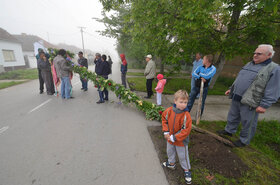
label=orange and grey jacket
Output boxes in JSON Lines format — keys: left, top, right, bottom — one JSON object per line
{"left": 162, "top": 105, "right": 192, "bottom": 147}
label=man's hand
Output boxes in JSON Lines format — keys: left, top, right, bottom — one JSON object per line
{"left": 201, "top": 77, "right": 206, "bottom": 83}
{"left": 225, "top": 90, "right": 231, "bottom": 96}
{"left": 256, "top": 106, "right": 266, "bottom": 113}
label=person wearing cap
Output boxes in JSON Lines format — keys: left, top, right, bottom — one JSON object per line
{"left": 78, "top": 51, "right": 88, "bottom": 91}
{"left": 155, "top": 74, "right": 166, "bottom": 105}
{"left": 144, "top": 54, "right": 156, "bottom": 98}
{"left": 120, "top": 54, "right": 127, "bottom": 88}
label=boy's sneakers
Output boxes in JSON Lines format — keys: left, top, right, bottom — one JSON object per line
{"left": 162, "top": 161, "right": 176, "bottom": 170}
{"left": 184, "top": 171, "right": 192, "bottom": 184}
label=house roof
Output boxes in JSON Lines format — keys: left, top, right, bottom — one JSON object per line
{"left": 13, "top": 33, "right": 56, "bottom": 51}
{"left": 0, "top": 28, "right": 21, "bottom": 43}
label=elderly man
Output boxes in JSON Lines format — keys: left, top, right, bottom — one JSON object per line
{"left": 218, "top": 44, "right": 280, "bottom": 147}
{"left": 144, "top": 54, "right": 156, "bottom": 99}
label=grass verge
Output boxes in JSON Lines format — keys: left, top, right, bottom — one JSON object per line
{"left": 127, "top": 76, "right": 234, "bottom": 95}
{"left": 0, "top": 81, "right": 27, "bottom": 89}
{"left": 0, "top": 68, "right": 38, "bottom": 80}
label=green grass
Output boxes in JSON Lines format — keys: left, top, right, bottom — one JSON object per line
{"left": 197, "top": 120, "right": 280, "bottom": 185}
{"left": 0, "top": 69, "right": 38, "bottom": 80}
{"left": 127, "top": 71, "right": 188, "bottom": 77}
{"left": 127, "top": 76, "right": 234, "bottom": 95}
{"left": 0, "top": 81, "right": 26, "bottom": 89}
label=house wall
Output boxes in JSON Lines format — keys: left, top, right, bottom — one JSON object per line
{"left": 23, "top": 51, "right": 37, "bottom": 68}
{"left": 0, "top": 40, "right": 25, "bottom": 68}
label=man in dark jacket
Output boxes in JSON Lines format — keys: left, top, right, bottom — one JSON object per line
{"left": 37, "top": 52, "right": 55, "bottom": 95}
{"left": 36, "top": 48, "right": 50, "bottom": 94}
{"left": 94, "top": 53, "right": 102, "bottom": 74}
{"left": 96, "top": 54, "right": 110, "bottom": 104}
{"left": 78, "top": 51, "right": 88, "bottom": 91}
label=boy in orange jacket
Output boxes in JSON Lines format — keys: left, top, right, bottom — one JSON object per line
{"left": 162, "top": 90, "right": 192, "bottom": 184}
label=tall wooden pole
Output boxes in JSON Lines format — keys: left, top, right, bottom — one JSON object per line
{"left": 196, "top": 80, "right": 204, "bottom": 125}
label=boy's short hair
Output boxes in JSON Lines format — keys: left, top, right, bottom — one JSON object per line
{"left": 204, "top": 54, "right": 214, "bottom": 63}
{"left": 174, "top": 90, "right": 189, "bottom": 100}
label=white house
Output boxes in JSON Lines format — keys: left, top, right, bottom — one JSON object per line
{"left": 13, "top": 33, "right": 56, "bottom": 68}
{"left": 0, "top": 28, "right": 25, "bottom": 71}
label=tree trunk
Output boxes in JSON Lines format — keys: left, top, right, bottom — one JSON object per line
{"left": 209, "top": 1, "right": 244, "bottom": 89}
{"left": 209, "top": 52, "right": 226, "bottom": 89}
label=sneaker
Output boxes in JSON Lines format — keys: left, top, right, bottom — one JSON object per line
{"left": 217, "top": 130, "right": 232, "bottom": 137}
{"left": 162, "top": 161, "right": 176, "bottom": 170}
{"left": 184, "top": 171, "right": 192, "bottom": 184}
{"left": 83, "top": 89, "right": 88, "bottom": 91}
{"left": 81, "top": 88, "right": 84, "bottom": 90}
{"left": 104, "top": 98, "right": 109, "bottom": 101}
{"left": 40, "top": 90, "right": 43, "bottom": 94}
{"left": 233, "top": 139, "right": 246, "bottom": 147}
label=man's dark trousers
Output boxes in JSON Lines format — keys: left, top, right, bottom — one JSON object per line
{"left": 38, "top": 69, "right": 44, "bottom": 92}
{"left": 146, "top": 78, "right": 154, "bottom": 97}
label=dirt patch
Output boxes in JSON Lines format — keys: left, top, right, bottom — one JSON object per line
{"left": 148, "top": 126, "right": 249, "bottom": 185}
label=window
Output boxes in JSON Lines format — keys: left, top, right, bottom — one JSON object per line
{"left": 2, "top": 50, "right": 16, "bottom": 61}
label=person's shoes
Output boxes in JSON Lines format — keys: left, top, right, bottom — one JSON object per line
{"left": 184, "top": 171, "right": 192, "bottom": 184}
{"left": 233, "top": 140, "right": 246, "bottom": 147}
{"left": 70, "top": 97, "right": 75, "bottom": 99}
{"left": 40, "top": 91, "right": 43, "bottom": 94}
{"left": 96, "top": 100, "right": 105, "bottom": 104}
{"left": 144, "top": 96, "right": 151, "bottom": 99}
{"left": 47, "top": 93, "right": 54, "bottom": 95}
{"left": 81, "top": 88, "right": 84, "bottom": 90}
{"left": 217, "top": 130, "right": 232, "bottom": 137}
{"left": 83, "top": 89, "right": 88, "bottom": 91}
{"left": 104, "top": 98, "right": 109, "bottom": 101}
{"left": 162, "top": 161, "right": 176, "bottom": 170}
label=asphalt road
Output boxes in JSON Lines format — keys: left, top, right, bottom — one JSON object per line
{"left": 0, "top": 64, "right": 168, "bottom": 185}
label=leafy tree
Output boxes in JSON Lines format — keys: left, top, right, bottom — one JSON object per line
{"left": 99, "top": 0, "right": 280, "bottom": 87}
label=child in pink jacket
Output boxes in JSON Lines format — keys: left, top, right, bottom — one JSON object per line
{"left": 155, "top": 74, "right": 166, "bottom": 105}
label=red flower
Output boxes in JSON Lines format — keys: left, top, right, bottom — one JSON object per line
{"left": 94, "top": 85, "right": 98, "bottom": 88}
{"left": 159, "top": 111, "right": 163, "bottom": 115}
{"left": 108, "top": 82, "right": 112, "bottom": 86}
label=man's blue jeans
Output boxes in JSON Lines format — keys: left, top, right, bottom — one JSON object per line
{"left": 61, "top": 77, "right": 71, "bottom": 99}
{"left": 191, "top": 77, "right": 200, "bottom": 98}
{"left": 187, "top": 86, "right": 208, "bottom": 115}
{"left": 80, "top": 77, "right": 88, "bottom": 90}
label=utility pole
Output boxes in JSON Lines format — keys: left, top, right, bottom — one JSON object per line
{"left": 78, "top": 27, "right": 86, "bottom": 54}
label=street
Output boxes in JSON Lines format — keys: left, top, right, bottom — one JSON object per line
{"left": 0, "top": 64, "right": 168, "bottom": 185}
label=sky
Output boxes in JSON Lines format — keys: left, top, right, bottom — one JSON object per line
{"left": 0, "top": 0, "right": 118, "bottom": 59}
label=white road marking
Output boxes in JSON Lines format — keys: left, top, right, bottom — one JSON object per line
{"left": 0, "top": 126, "right": 9, "bottom": 134}
{"left": 28, "top": 99, "right": 52, "bottom": 114}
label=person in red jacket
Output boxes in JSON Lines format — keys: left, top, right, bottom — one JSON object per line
{"left": 162, "top": 90, "right": 192, "bottom": 184}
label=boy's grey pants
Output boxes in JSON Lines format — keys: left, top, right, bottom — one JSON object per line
{"left": 225, "top": 100, "right": 259, "bottom": 145}
{"left": 167, "top": 142, "right": 191, "bottom": 170}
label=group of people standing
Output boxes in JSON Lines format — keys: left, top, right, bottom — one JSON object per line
{"left": 160, "top": 44, "right": 280, "bottom": 184}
